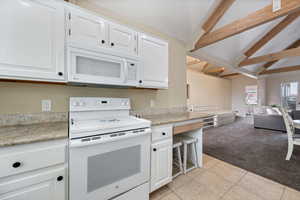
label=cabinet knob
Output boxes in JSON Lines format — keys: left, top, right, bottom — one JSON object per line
{"left": 153, "top": 148, "right": 157, "bottom": 152}
{"left": 101, "top": 40, "right": 105, "bottom": 44}
{"left": 162, "top": 132, "right": 166, "bottom": 136}
{"left": 58, "top": 72, "right": 63, "bottom": 76}
{"left": 12, "top": 162, "right": 21, "bottom": 168}
{"left": 139, "top": 80, "right": 143, "bottom": 84}
{"left": 111, "top": 42, "right": 115, "bottom": 46}
{"left": 130, "top": 63, "right": 135, "bottom": 66}
{"left": 57, "top": 176, "right": 64, "bottom": 182}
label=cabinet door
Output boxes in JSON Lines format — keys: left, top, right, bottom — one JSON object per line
{"left": 67, "top": 8, "right": 107, "bottom": 48}
{"left": 139, "top": 34, "right": 169, "bottom": 89}
{"left": 150, "top": 139, "right": 172, "bottom": 192}
{"left": 0, "top": 167, "right": 66, "bottom": 200}
{"left": 109, "top": 23, "right": 138, "bottom": 56}
{"left": 0, "top": 0, "right": 65, "bottom": 81}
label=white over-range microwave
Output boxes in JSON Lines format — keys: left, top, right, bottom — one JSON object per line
{"left": 67, "top": 46, "right": 139, "bottom": 87}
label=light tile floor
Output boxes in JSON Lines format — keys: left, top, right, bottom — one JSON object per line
{"left": 150, "top": 154, "right": 300, "bottom": 200}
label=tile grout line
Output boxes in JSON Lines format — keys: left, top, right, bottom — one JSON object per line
{"left": 279, "top": 187, "right": 286, "bottom": 200}
{"left": 168, "top": 185, "right": 184, "bottom": 200}
{"left": 172, "top": 190, "right": 184, "bottom": 200}
{"left": 218, "top": 171, "right": 248, "bottom": 199}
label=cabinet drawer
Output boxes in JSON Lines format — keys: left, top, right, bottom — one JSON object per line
{"left": 152, "top": 125, "right": 173, "bottom": 142}
{"left": 0, "top": 140, "right": 66, "bottom": 178}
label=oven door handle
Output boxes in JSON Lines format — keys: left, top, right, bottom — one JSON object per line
{"left": 69, "top": 128, "right": 151, "bottom": 148}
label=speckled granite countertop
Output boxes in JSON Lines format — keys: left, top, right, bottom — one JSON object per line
{"left": 0, "top": 121, "right": 68, "bottom": 147}
{"left": 142, "top": 112, "right": 215, "bottom": 126}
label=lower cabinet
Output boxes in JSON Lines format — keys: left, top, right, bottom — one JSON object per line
{"left": 150, "top": 125, "right": 173, "bottom": 193}
{"left": 0, "top": 167, "right": 66, "bottom": 200}
{"left": 0, "top": 139, "right": 67, "bottom": 200}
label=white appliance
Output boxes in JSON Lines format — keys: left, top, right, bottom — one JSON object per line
{"left": 69, "top": 97, "right": 151, "bottom": 200}
{"left": 67, "top": 47, "right": 140, "bottom": 87}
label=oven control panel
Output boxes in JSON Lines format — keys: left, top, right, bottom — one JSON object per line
{"left": 70, "top": 97, "right": 130, "bottom": 111}
{"left": 69, "top": 128, "right": 151, "bottom": 147}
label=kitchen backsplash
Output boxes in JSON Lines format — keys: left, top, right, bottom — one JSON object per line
{"left": 0, "top": 105, "right": 190, "bottom": 127}
{"left": 0, "top": 112, "right": 68, "bottom": 127}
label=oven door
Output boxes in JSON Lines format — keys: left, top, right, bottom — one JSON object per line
{"left": 69, "top": 131, "right": 150, "bottom": 200}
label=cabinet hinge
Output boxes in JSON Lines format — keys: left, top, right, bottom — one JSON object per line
{"left": 68, "top": 13, "right": 71, "bottom": 20}
{"left": 68, "top": 29, "right": 71, "bottom": 36}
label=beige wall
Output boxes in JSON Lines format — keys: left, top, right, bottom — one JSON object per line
{"left": 0, "top": 1, "right": 187, "bottom": 115}
{"left": 266, "top": 71, "right": 300, "bottom": 106}
{"left": 186, "top": 70, "right": 232, "bottom": 110}
{"left": 231, "top": 75, "right": 257, "bottom": 116}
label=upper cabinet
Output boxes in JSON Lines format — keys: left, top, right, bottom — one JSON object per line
{"left": 67, "top": 7, "right": 108, "bottom": 49}
{"left": 0, "top": 0, "right": 65, "bottom": 82}
{"left": 0, "top": 1, "right": 168, "bottom": 88}
{"left": 66, "top": 8, "right": 138, "bottom": 58}
{"left": 139, "top": 34, "right": 169, "bottom": 89}
{"left": 109, "top": 23, "right": 138, "bottom": 56}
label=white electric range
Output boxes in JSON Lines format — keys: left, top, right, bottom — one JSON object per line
{"left": 69, "top": 97, "right": 151, "bottom": 200}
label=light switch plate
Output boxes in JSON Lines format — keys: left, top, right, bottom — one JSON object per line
{"left": 273, "top": 0, "right": 281, "bottom": 12}
{"left": 42, "top": 100, "right": 52, "bottom": 112}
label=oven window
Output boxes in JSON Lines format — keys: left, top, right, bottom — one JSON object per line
{"left": 87, "top": 145, "right": 141, "bottom": 193}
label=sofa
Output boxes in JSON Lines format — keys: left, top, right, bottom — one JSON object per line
{"left": 253, "top": 107, "right": 286, "bottom": 132}
{"left": 291, "top": 110, "right": 300, "bottom": 134}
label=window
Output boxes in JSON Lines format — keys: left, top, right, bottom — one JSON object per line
{"left": 281, "top": 82, "right": 298, "bottom": 110}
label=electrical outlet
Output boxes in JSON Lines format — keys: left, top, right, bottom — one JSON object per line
{"left": 150, "top": 99, "right": 155, "bottom": 108}
{"left": 273, "top": 0, "right": 281, "bottom": 12}
{"left": 42, "top": 100, "right": 52, "bottom": 112}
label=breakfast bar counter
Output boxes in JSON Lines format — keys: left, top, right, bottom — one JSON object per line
{"left": 142, "top": 111, "right": 215, "bottom": 126}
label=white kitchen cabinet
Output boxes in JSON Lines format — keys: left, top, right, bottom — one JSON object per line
{"left": 109, "top": 23, "right": 138, "bottom": 56}
{"left": 139, "top": 34, "right": 169, "bottom": 89}
{"left": 0, "top": 167, "right": 66, "bottom": 200}
{"left": 150, "top": 125, "right": 173, "bottom": 193}
{"left": 67, "top": 7, "right": 137, "bottom": 57}
{"left": 0, "top": 0, "right": 65, "bottom": 82}
{"left": 0, "top": 139, "right": 67, "bottom": 200}
{"left": 67, "top": 7, "right": 108, "bottom": 49}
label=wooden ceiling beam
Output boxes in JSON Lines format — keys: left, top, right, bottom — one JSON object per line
{"left": 260, "top": 65, "right": 300, "bottom": 75}
{"left": 239, "top": 47, "right": 300, "bottom": 67}
{"left": 191, "top": 0, "right": 300, "bottom": 51}
{"left": 220, "top": 73, "right": 240, "bottom": 78}
{"left": 205, "top": 67, "right": 225, "bottom": 74}
{"left": 244, "top": 12, "right": 300, "bottom": 58}
{"left": 201, "top": 63, "right": 209, "bottom": 72}
{"left": 258, "top": 38, "right": 300, "bottom": 74}
{"left": 202, "top": 0, "right": 236, "bottom": 33}
{"left": 187, "top": 60, "right": 201, "bottom": 65}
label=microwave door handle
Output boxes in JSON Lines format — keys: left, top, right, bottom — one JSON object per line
{"left": 124, "top": 60, "right": 128, "bottom": 83}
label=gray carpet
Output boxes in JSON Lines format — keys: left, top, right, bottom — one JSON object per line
{"left": 203, "top": 117, "right": 300, "bottom": 191}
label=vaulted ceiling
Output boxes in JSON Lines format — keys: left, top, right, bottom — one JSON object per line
{"left": 81, "top": 0, "right": 300, "bottom": 77}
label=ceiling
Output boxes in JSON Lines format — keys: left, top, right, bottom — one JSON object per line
{"left": 80, "top": 0, "right": 300, "bottom": 77}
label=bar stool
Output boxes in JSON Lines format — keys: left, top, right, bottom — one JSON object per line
{"left": 180, "top": 135, "right": 199, "bottom": 174}
{"left": 172, "top": 136, "right": 183, "bottom": 178}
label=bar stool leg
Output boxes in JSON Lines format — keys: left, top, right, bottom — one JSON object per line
{"left": 183, "top": 143, "right": 187, "bottom": 174}
{"left": 177, "top": 146, "right": 183, "bottom": 173}
{"left": 193, "top": 142, "right": 199, "bottom": 167}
